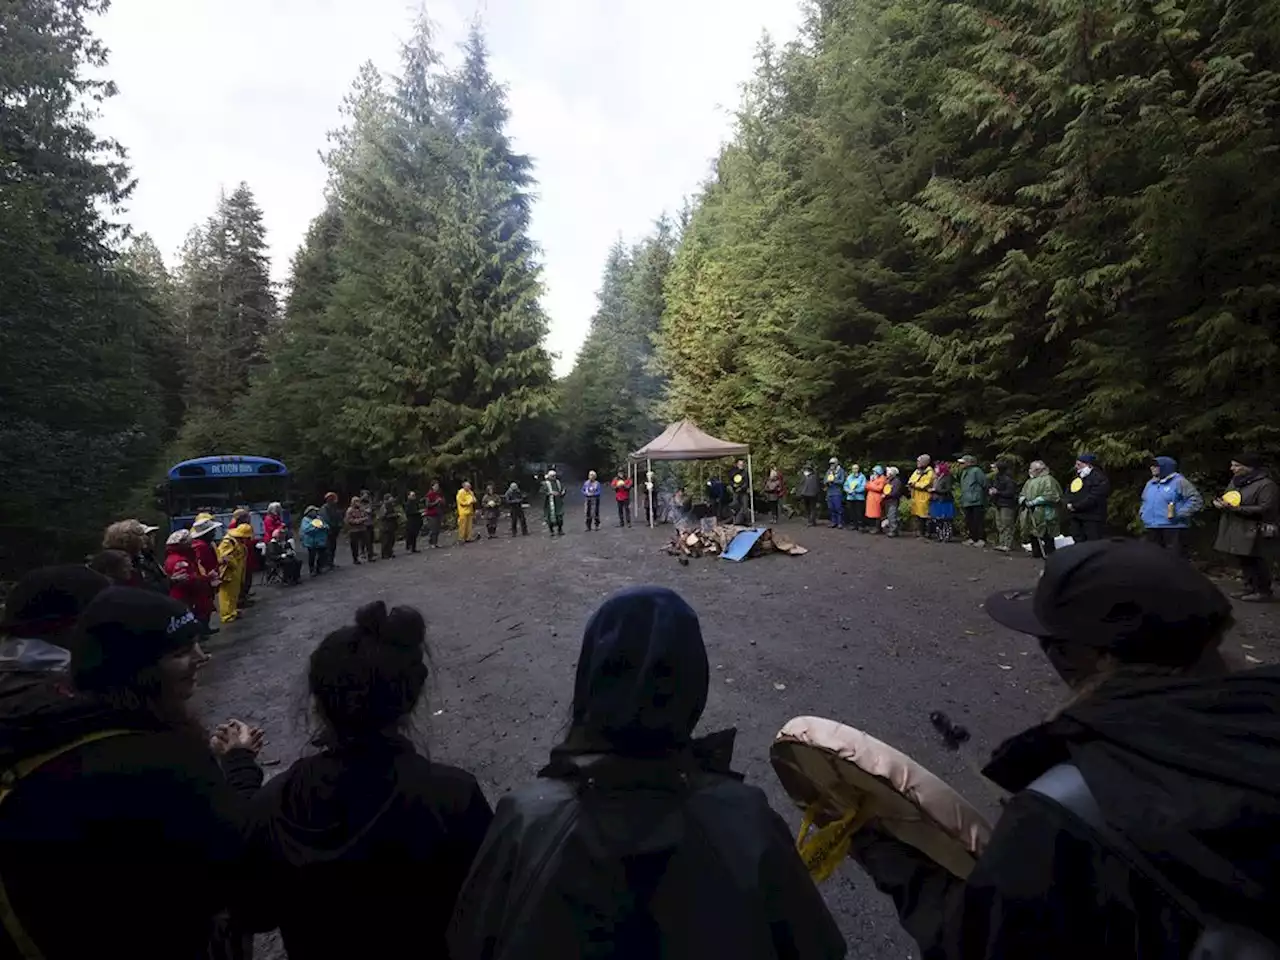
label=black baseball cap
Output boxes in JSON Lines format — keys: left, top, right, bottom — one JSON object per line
{"left": 985, "top": 539, "right": 1231, "bottom": 666}
{"left": 0, "top": 566, "right": 112, "bottom": 636}
{"left": 72, "top": 587, "right": 205, "bottom": 690}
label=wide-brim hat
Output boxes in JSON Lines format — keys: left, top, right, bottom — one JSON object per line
{"left": 191, "top": 518, "right": 222, "bottom": 537}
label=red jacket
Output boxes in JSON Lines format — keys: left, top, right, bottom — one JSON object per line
{"left": 612, "top": 478, "right": 633, "bottom": 502}
{"left": 165, "top": 546, "right": 214, "bottom": 619}
{"left": 263, "top": 513, "right": 285, "bottom": 543}
{"left": 425, "top": 491, "right": 445, "bottom": 517}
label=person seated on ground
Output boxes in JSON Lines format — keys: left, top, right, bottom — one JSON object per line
{"left": 240, "top": 601, "right": 492, "bottom": 960}
{"left": 266, "top": 527, "right": 302, "bottom": 586}
{"left": 0, "top": 587, "right": 263, "bottom": 959}
{"left": 0, "top": 566, "right": 111, "bottom": 694}
{"left": 448, "top": 586, "right": 847, "bottom": 960}
{"left": 849, "top": 539, "right": 1280, "bottom": 959}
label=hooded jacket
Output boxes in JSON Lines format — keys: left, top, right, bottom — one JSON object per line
{"left": 1141, "top": 458, "right": 1204, "bottom": 530}
{"left": 448, "top": 587, "right": 845, "bottom": 960}
{"left": 241, "top": 735, "right": 492, "bottom": 960}
{"left": 1064, "top": 465, "right": 1110, "bottom": 522}
{"left": 852, "top": 667, "right": 1280, "bottom": 959}
{"left": 0, "top": 694, "right": 261, "bottom": 959}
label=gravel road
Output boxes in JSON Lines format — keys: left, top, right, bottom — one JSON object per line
{"left": 197, "top": 510, "right": 1279, "bottom": 959}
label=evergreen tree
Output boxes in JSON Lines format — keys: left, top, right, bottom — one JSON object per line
{"left": 0, "top": 0, "right": 173, "bottom": 572}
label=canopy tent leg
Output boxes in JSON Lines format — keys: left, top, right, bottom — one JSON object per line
{"left": 747, "top": 452, "right": 756, "bottom": 525}
{"left": 648, "top": 458, "right": 654, "bottom": 528}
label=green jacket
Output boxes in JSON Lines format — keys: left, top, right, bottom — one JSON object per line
{"left": 958, "top": 466, "right": 989, "bottom": 508}
{"left": 1020, "top": 473, "right": 1063, "bottom": 539}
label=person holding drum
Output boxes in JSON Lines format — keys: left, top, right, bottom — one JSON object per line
{"left": 449, "top": 586, "right": 846, "bottom": 960}
{"left": 844, "top": 539, "right": 1279, "bottom": 959}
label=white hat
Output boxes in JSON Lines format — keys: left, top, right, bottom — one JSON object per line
{"left": 190, "top": 518, "right": 222, "bottom": 537}
{"left": 166, "top": 529, "right": 192, "bottom": 547}
{"left": 829, "top": 457, "right": 839, "bottom": 465}
{"left": 141, "top": 524, "right": 160, "bottom": 535}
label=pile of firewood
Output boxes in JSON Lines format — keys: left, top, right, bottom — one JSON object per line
{"left": 665, "top": 522, "right": 808, "bottom": 560}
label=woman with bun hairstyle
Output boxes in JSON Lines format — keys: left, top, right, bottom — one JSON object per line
{"left": 240, "top": 601, "right": 493, "bottom": 959}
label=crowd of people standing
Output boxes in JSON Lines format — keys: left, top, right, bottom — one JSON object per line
{"left": 781, "top": 452, "right": 1277, "bottom": 601}
{"left": 0, "top": 537, "right": 1275, "bottom": 958}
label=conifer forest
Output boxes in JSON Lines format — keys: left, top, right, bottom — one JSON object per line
{"left": 3, "top": 0, "right": 1279, "bottom": 575}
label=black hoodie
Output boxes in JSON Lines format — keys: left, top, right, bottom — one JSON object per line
{"left": 852, "top": 666, "right": 1280, "bottom": 959}
{"left": 448, "top": 586, "right": 846, "bottom": 960}
{"left": 239, "top": 734, "right": 492, "bottom": 959}
{"left": 0, "top": 689, "right": 261, "bottom": 960}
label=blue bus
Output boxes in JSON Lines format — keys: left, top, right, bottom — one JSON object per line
{"left": 162, "top": 455, "right": 292, "bottom": 538}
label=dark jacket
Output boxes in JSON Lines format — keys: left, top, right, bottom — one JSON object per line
{"left": 990, "top": 471, "right": 1019, "bottom": 509}
{"left": 449, "top": 747, "right": 845, "bottom": 960}
{"left": 798, "top": 470, "right": 821, "bottom": 499}
{"left": 1215, "top": 468, "right": 1279, "bottom": 558}
{"left": 241, "top": 735, "right": 492, "bottom": 960}
{"left": 1064, "top": 467, "right": 1111, "bottom": 522}
{"left": 853, "top": 667, "right": 1280, "bottom": 959}
{"left": 449, "top": 586, "right": 844, "bottom": 960}
{"left": 404, "top": 495, "right": 422, "bottom": 530}
{"left": 0, "top": 693, "right": 261, "bottom": 959}
{"left": 320, "top": 501, "right": 344, "bottom": 532}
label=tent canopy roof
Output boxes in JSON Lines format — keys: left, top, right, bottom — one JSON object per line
{"left": 632, "top": 420, "right": 750, "bottom": 461}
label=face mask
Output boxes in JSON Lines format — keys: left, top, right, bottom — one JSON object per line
{"left": 1078, "top": 465, "right": 1091, "bottom": 477}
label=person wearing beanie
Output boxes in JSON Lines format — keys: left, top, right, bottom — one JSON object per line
{"left": 1064, "top": 453, "right": 1111, "bottom": 543}
{"left": 850, "top": 540, "right": 1279, "bottom": 959}
{"left": 0, "top": 565, "right": 111, "bottom": 678}
{"left": 0, "top": 587, "right": 264, "bottom": 959}
{"left": 1213, "top": 453, "right": 1279, "bottom": 602}
{"left": 448, "top": 587, "right": 847, "bottom": 960}
{"left": 320, "top": 492, "right": 344, "bottom": 567}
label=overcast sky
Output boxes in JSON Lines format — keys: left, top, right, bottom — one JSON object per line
{"left": 92, "top": 0, "right": 804, "bottom": 374}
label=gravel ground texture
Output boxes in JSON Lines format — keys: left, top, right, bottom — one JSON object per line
{"left": 197, "top": 508, "right": 1280, "bottom": 960}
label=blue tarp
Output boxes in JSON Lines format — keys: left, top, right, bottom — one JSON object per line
{"left": 721, "top": 527, "right": 767, "bottom": 562}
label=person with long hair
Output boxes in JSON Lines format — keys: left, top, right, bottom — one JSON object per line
{"left": 449, "top": 586, "right": 846, "bottom": 960}
{"left": 0, "top": 587, "right": 262, "bottom": 959}
{"left": 240, "top": 602, "right": 492, "bottom": 959}
{"left": 850, "top": 540, "right": 1280, "bottom": 958}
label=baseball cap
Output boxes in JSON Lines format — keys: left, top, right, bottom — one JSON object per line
{"left": 73, "top": 587, "right": 205, "bottom": 690}
{"left": 985, "top": 539, "right": 1231, "bottom": 666}
{"left": 0, "top": 566, "right": 113, "bottom": 636}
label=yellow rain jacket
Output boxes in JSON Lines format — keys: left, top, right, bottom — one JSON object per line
{"left": 908, "top": 467, "right": 935, "bottom": 519}
{"left": 216, "top": 524, "right": 253, "bottom": 623}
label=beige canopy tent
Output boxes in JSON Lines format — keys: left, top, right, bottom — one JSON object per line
{"left": 630, "top": 420, "right": 753, "bottom": 527}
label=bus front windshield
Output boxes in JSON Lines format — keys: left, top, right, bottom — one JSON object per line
{"left": 169, "top": 476, "right": 288, "bottom": 518}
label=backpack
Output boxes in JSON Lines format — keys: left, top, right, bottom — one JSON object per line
{"left": 1028, "top": 764, "right": 1279, "bottom": 960}
{"left": 0, "top": 730, "right": 136, "bottom": 959}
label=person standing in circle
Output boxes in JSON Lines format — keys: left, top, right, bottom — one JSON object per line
{"left": 824, "top": 458, "right": 847, "bottom": 529}
{"left": 908, "top": 456, "right": 935, "bottom": 538}
{"left": 543, "top": 470, "right": 566, "bottom": 537}
{"left": 611, "top": 471, "right": 633, "bottom": 528}
{"left": 455, "top": 483, "right": 477, "bottom": 545}
{"left": 505, "top": 481, "right": 529, "bottom": 537}
{"left": 582, "top": 471, "right": 602, "bottom": 531}
{"left": 1064, "top": 454, "right": 1111, "bottom": 543}
{"left": 1213, "top": 453, "right": 1278, "bottom": 602}
{"left": 1139, "top": 457, "right": 1203, "bottom": 557}
{"left": 424, "top": 482, "right": 445, "bottom": 549}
